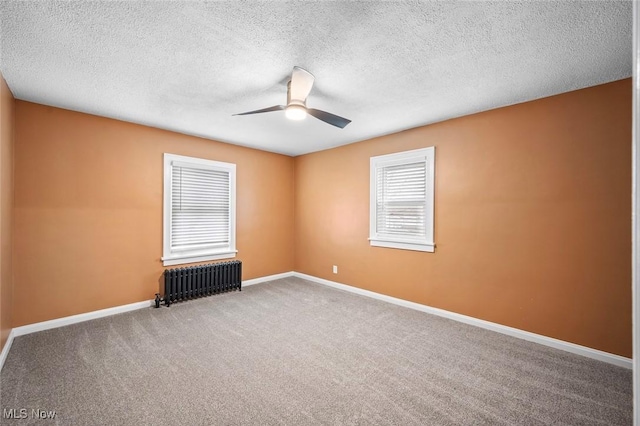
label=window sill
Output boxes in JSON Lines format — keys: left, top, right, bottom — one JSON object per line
{"left": 162, "top": 250, "right": 237, "bottom": 267}
{"left": 369, "top": 238, "right": 435, "bottom": 253}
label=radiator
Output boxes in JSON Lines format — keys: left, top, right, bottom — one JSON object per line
{"left": 156, "top": 260, "right": 242, "bottom": 307}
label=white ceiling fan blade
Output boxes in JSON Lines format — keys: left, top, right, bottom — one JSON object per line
{"left": 289, "top": 66, "right": 315, "bottom": 104}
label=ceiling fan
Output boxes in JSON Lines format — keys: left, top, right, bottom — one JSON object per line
{"left": 233, "top": 66, "right": 351, "bottom": 129}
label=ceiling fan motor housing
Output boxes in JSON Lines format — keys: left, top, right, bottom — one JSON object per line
{"left": 286, "top": 80, "right": 306, "bottom": 108}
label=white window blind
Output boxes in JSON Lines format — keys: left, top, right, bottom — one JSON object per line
{"left": 376, "top": 161, "right": 427, "bottom": 238}
{"left": 171, "top": 165, "right": 230, "bottom": 252}
{"left": 370, "top": 147, "right": 435, "bottom": 253}
{"left": 163, "top": 154, "right": 236, "bottom": 266}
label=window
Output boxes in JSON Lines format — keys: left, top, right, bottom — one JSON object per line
{"left": 369, "top": 147, "right": 435, "bottom": 252}
{"left": 162, "top": 153, "right": 236, "bottom": 266}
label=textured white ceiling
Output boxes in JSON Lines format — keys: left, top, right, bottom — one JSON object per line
{"left": 0, "top": 1, "right": 632, "bottom": 156}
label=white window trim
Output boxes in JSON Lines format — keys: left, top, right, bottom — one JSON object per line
{"left": 162, "top": 153, "right": 237, "bottom": 266}
{"left": 369, "top": 147, "right": 435, "bottom": 253}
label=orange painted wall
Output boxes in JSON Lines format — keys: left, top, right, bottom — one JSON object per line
{"left": 294, "top": 79, "right": 632, "bottom": 357}
{"left": 0, "top": 72, "right": 14, "bottom": 351}
{"left": 13, "top": 102, "right": 295, "bottom": 326}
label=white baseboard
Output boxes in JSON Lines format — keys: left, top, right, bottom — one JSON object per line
{"left": 12, "top": 300, "right": 154, "bottom": 338}
{"left": 0, "top": 329, "right": 15, "bottom": 372}
{"left": 243, "top": 271, "right": 294, "bottom": 287}
{"left": 293, "top": 272, "right": 633, "bottom": 369}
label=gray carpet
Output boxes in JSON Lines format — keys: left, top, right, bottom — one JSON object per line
{"left": 0, "top": 277, "right": 632, "bottom": 425}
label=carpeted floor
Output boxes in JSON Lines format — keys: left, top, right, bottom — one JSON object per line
{"left": 0, "top": 277, "right": 632, "bottom": 425}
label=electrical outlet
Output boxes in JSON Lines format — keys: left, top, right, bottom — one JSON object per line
{"left": 332, "top": 265, "right": 338, "bottom": 274}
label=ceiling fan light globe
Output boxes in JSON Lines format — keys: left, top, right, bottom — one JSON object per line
{"left": 285, "top": 105, "right": 307, "bottom": 121}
